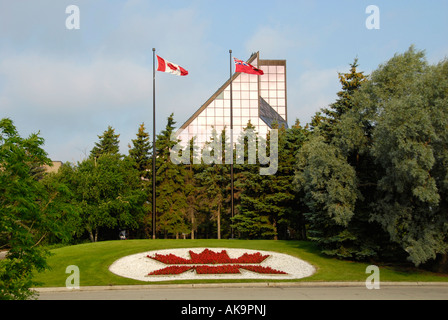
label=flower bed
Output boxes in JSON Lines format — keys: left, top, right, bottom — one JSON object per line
{"left": 109, "top": 247, "right": 316, "bottom": 282}
{"left": 146, "top": 248, "right": 286, "bottom": 276}
{"left": 148, "top": 248, "right": 269, "bottom": 265}
{"left": 148, "top": 264, "right": 287, "bottom": 275}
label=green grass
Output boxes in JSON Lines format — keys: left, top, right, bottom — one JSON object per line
{"left": 33, "top": 239, "right": 448, "bottom": 287}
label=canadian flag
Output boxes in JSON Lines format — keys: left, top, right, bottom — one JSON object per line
{"left": 156, "top": 55, "right": 188, "bottom": 76}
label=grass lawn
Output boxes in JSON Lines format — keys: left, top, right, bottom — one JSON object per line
{"left": 33, "top": 239, "right": 448, "bottom": 287}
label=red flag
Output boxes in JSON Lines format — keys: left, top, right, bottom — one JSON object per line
{"left": 156, "top": 55, "right": 188, "bottom": 76}
{"left": 234, "top": 58, "right": 264, "bottom": 75}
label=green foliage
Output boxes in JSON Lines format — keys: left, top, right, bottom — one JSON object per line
{"left": 363, "top": 48, "right": 448, "bottom": 266}
{"left": 60, "top": 154, "right": 146, "bottom": 242}
{"left": 155, "top": 114, "right": 190, "bottom": 238}
{"left": 90, "top": 126, "right": 121, "bottom": 158}
{"left": 128, "top": 123, "right": 152, "bottom": 178}
{"left": 233, "top": 122, "right": 307, "bottom": 240}
{"left": 196, "top": 128, "right": 231, "bottom": 239}
{"left": 294, "top": 59, "right": 373, "bottom": 260}
{"left": 296, "top": 46, "right": 448, "bottom": 266}
{"left": 0, "top": 119, "right": 51, "bottom": 299}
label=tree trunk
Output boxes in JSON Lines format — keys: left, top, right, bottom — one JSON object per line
{"left": 89, "top": 230, "right": 94, "bottom": 243}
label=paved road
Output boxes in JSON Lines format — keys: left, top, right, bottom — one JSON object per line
{"left": 36, "top": 283, "right": 448, "bottom": 300}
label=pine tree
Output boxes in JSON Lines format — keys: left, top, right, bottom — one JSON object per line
{"left": 196, "top": 127, "right": 231, "bottom": 239}
{"left": 128, "top": 123, "right": 152, "bottom": 179}
{"left": 320, "top": 58, "right": 368, "bottom": 141}
{"left": 155, "top": 113, "right": 189, "bottom": 238}
{"left": 232, "top": 122, "right": 276, "bottom": 239}
{"left": 90, "top": 126, "right": 121, "bottom": 158}
{"left": 294, "top": 59, "right": 372, "bottom": 259}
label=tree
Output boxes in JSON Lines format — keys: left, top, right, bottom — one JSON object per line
{"left": 320, "top": 58, "right": 368, "bottom": 141}
{"left": 354, "top": 47, "right": 448, "bottom": 266}
{"left": 294, "top": 133, "right": 360, "bottom": 257}
{"left": 304, "top": 46, "right": 448, "bottom": 266}
{"left": 294, "top": 59, "right": 376, "bottom": 260}
{"left": 0, "top": 119, "right": 51, "bottom": 299}
{"left": 196, "top": 128, "right": 231, "bottom": 239}
{"left": 128, "top": 123, "right": 153, "bottom": 238}
{"left": 232, "top": 122, "right": 277, "bottom": 239}
{"left": 62, "top": 154, "right": 146, "bottom": 242}
{"left": 90, "top": 126, "right": 120, "bottom": 158}
{"left": 128, "top": 123, "right": 152, "bottom": 178}
{"left": 155, "top": 114, "right": 190, "bottom": 238}
{"left": 37, "top": 169, "right": 82, "bottom": 245}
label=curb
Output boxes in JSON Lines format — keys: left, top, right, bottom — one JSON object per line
{"left": 33, "top": 281, "right": 448, "bottom": 293}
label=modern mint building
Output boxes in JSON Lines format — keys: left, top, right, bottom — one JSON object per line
{"left": 177, "top": 52, "right": 288, "bottom": 146}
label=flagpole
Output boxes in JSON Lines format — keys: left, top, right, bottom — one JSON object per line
{"left": 152, "top": 48, "right": 157, "bottom": 240}
{"left": 229, "top": 49, "right": 234, "bottom": 239}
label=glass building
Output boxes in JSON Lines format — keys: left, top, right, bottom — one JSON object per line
{"left": 177, "top": 52, "right": 287, "bottom": 146}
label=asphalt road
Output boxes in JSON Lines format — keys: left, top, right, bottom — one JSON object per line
{"left": 36, "top": 283, "right": 448, "bottom": 300}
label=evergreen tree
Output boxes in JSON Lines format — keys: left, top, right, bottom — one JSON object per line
{"left": 320, "top": 58, "right": 368, "bottom": 141}
{"left": 294, "top": 59, "right": 374, "bottom": 259}
{"left": 232, "top": 122, "right": 276, "bottom": 238}
{"left": 90, "top": 126, "right": 120, "bottom": 158}
{"left": 128, "top": 123, "right": 152, "bottom": 238}
{"left": 196, "top": 128, "right": 231, "bottom": 239}
{"left": 128, "top": 123, "right": 152, "bottom": 178}
{"left": 185, "top": 137, "right": 203, "bottom": 239}
{"left": 155, "top": 113, "right": 189, "bottom": 238}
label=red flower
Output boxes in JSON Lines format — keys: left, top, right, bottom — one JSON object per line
{"left": 146, "top": 248, "right": 287, "bottom": 276}
{"left": 148, "top": 266, "right": 192, "bottom": 275}
{"left": 148, "top": 249, "right": 269, "bottom": 265}
{"left": 240, "top": 265, "right": 287, "bottom": 274}
{"left": 195, "top": 265, "right": 240, "bottom": 274}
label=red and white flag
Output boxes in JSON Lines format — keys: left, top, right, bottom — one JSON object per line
{"left": 234, "top": 58, "right": 264, "bottom": 75}
{"left": 156, "top": 55, "right": 188, "bottom": 76}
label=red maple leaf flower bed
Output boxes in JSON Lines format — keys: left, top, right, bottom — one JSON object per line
{"left": 146, "top": 249, "right": 287, "bottom": 276}
{"left": 147, "top": 248, "right": 269, "bottom": 265}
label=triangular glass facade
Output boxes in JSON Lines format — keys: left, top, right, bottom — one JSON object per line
{"left": 177, "top": 52, "right": 287, "bottom": 146}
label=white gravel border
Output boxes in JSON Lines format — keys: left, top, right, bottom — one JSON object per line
{"left": 109, "top": 247, "right": 316, "bottom": 282}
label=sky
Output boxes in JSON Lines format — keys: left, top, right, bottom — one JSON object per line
{"left": 1, "top": 0, "right": 447, "bottom": 163}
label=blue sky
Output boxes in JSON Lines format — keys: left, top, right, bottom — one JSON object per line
{"left": 1, "top": 0, "right": 447, "bottom": 162}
